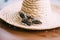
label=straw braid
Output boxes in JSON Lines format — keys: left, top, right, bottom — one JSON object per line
{"left": 21, "top": 0, "right": 52, "bottom": 19}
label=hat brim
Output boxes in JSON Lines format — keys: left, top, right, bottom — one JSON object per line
{"left": 0, "top": 2, "right": 60, "bottom": 30}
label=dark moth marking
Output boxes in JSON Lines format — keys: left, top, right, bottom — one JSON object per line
{"left": 22, "top": 19, "right": 31, "bottom": 26}
{"left": 19, "top": 12, "right": 26, "bottom": 18}
{"left": 27, "top": 16, "right": 33, "bottom": 19}
{"left": 32, "top": 20, "right": 42, "bottom": 24}
{"left": 19, "top": 12, "right": 42, "bottom": 26}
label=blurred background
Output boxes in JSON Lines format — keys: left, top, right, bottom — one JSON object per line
{"left": 0, "top": 0, "right": 21, "bottom": 10}
{"left": 0, "top": 0, "right": 60, "bottom": 10}
{"left": 0, "top": 0, "right": 60, "bottom": 40}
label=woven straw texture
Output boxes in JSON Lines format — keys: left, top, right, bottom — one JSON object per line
{"left": 0, "top": 0, "right": 60, "bottom": 30}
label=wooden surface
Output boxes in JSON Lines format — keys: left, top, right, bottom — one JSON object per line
{"left": 0, "top": 19, "right": 60, "bottom": 40}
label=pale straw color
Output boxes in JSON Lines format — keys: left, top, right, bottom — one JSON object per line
{"left": 0, "top": 0, "right": 60, "bottom": 30}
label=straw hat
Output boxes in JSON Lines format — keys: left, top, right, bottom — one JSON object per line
{"left": 0, "top": 0, "right": 60, "bottom": 30}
